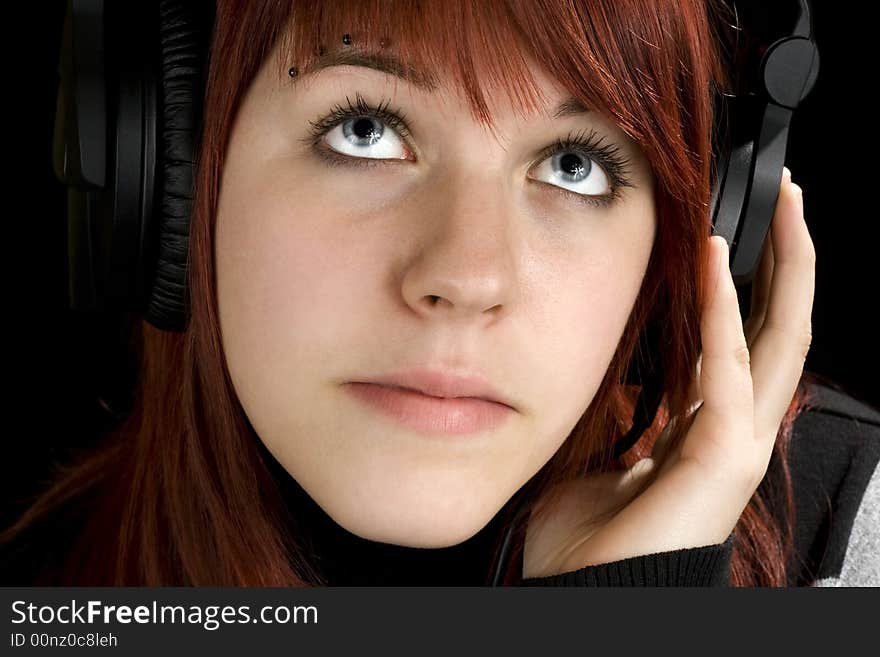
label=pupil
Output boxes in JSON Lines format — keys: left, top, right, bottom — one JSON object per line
{"left": 353, "top": 117, "right": 381, "bottom": 143}
{"left": 560, "top": 153, "right": 589, "bottom": 178}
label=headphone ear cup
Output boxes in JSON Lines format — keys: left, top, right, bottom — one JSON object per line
{"left": 143, "top": 0, "right": 215, "bottom": 332}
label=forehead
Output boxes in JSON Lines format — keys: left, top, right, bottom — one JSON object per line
{"left": 269, "top": 3, "right": 610, "bottom": 124}
{"left": 270, "top": 43, "right": 589, "bottom": 127}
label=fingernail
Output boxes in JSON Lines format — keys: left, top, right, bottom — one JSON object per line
{"left": 708, "top": 236, "right": 727, "bottom": 305}
{"left": 714, "top": 235, "right": 728, "bottom": 281}
{"left": 783, "top": 167, "right": 792, "bottom": 184}
{"left": 793, "top": 183, "right": 804, "bottom": 211}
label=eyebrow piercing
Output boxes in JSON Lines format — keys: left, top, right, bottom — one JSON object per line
{"left": 289, "top": 32, "right": 391, "bottom": 78}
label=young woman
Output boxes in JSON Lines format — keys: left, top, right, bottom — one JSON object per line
{"left": 3, "top": 0, "right": 877, "bottom": 587}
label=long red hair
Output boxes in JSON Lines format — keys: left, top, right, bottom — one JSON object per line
{"left": 4, "top": 0, "right": 819, "bottom": 585}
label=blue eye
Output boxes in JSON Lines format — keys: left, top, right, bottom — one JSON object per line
{"left": 303, "top": 92, "right": 635, "bottom": 209}
{"left": 304, "top": 92, "right": 414, "bottom": 165}
{"left": 320, "top": 113, "right": 412, "bottom": 161}
{"left": 527, "top": 130, "right": 636, "bottom": 208}
{"left": 532, "top": 150, "right": 611, "bottom": 199}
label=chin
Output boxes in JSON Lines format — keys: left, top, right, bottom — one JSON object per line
{"left": 327, "top": 493, "right": 500, "bottom": 549}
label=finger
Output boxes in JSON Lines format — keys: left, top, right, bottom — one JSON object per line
{"left": 744, "top": 167, "right": 789, "bottom": 347}
{"left": 683, "top": 235, "right": 754, "bottom": 465}
{"left": 748, "top": 175, "right": 816, "bottom": 439}
{"left": 683, "top": 168, "right": 784, "bottom": 442}
{"left": 752, "top": 167, "right": 789, "bottom": 324}
{"left": 743, "top": 217, "right": 776, "bottom": 347}
{"left": 685, "top": 353, "right": 703, "bottom": 414}
{"left": 650, "top": 398, "right": 700, "bottom": 472}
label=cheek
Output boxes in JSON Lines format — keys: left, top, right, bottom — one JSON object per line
{"left": 552, "top": 275, "right": 636, "bottom": 388}
{"left": 560, "top": 257, "right": 639, "bottom": 378}
{"left": 215, "top": 178, "right": 377, "bottom": 427}
{"left": 525, "top": 215, "right": 654, "bottom": 446}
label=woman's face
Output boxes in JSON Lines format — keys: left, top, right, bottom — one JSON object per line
{"left": 215, "top": 43, "right": 656, "bottom": 547}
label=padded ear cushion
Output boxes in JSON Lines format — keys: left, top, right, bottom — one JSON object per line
{"left": 145, "top": 0, "right": 214, "bottom": 332}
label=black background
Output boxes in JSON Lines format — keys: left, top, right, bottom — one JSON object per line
{"left": 3, "top": 1, "right": 877, "bottom": 531}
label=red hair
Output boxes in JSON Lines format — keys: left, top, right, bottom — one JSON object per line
{"left": 4, "top": 0, "right": 819, "bottom": 585}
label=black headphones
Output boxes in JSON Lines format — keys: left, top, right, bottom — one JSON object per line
{"left": 51, "top": 0, "right": 820, "bottom": 585}
{"left": 611, "top": 0, "right": 820, "bottom": 462}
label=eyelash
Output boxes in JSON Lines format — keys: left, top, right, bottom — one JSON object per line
{"left": 301, "top": 92, "right": 636, "bottom": 209}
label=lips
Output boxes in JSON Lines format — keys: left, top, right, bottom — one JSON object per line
{"left": 350, "top": 368, "right": 515, "bottom": 409}
{"left": 342, "top": 381, "right": 516, "bottom": 435}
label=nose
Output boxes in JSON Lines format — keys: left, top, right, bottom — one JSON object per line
{"left": 399, "top": 173, "right": 519, "bottom": 324}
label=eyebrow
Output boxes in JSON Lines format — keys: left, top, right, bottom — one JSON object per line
{"left": 301, "top": 50, "right": 591, "bottom": 119}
